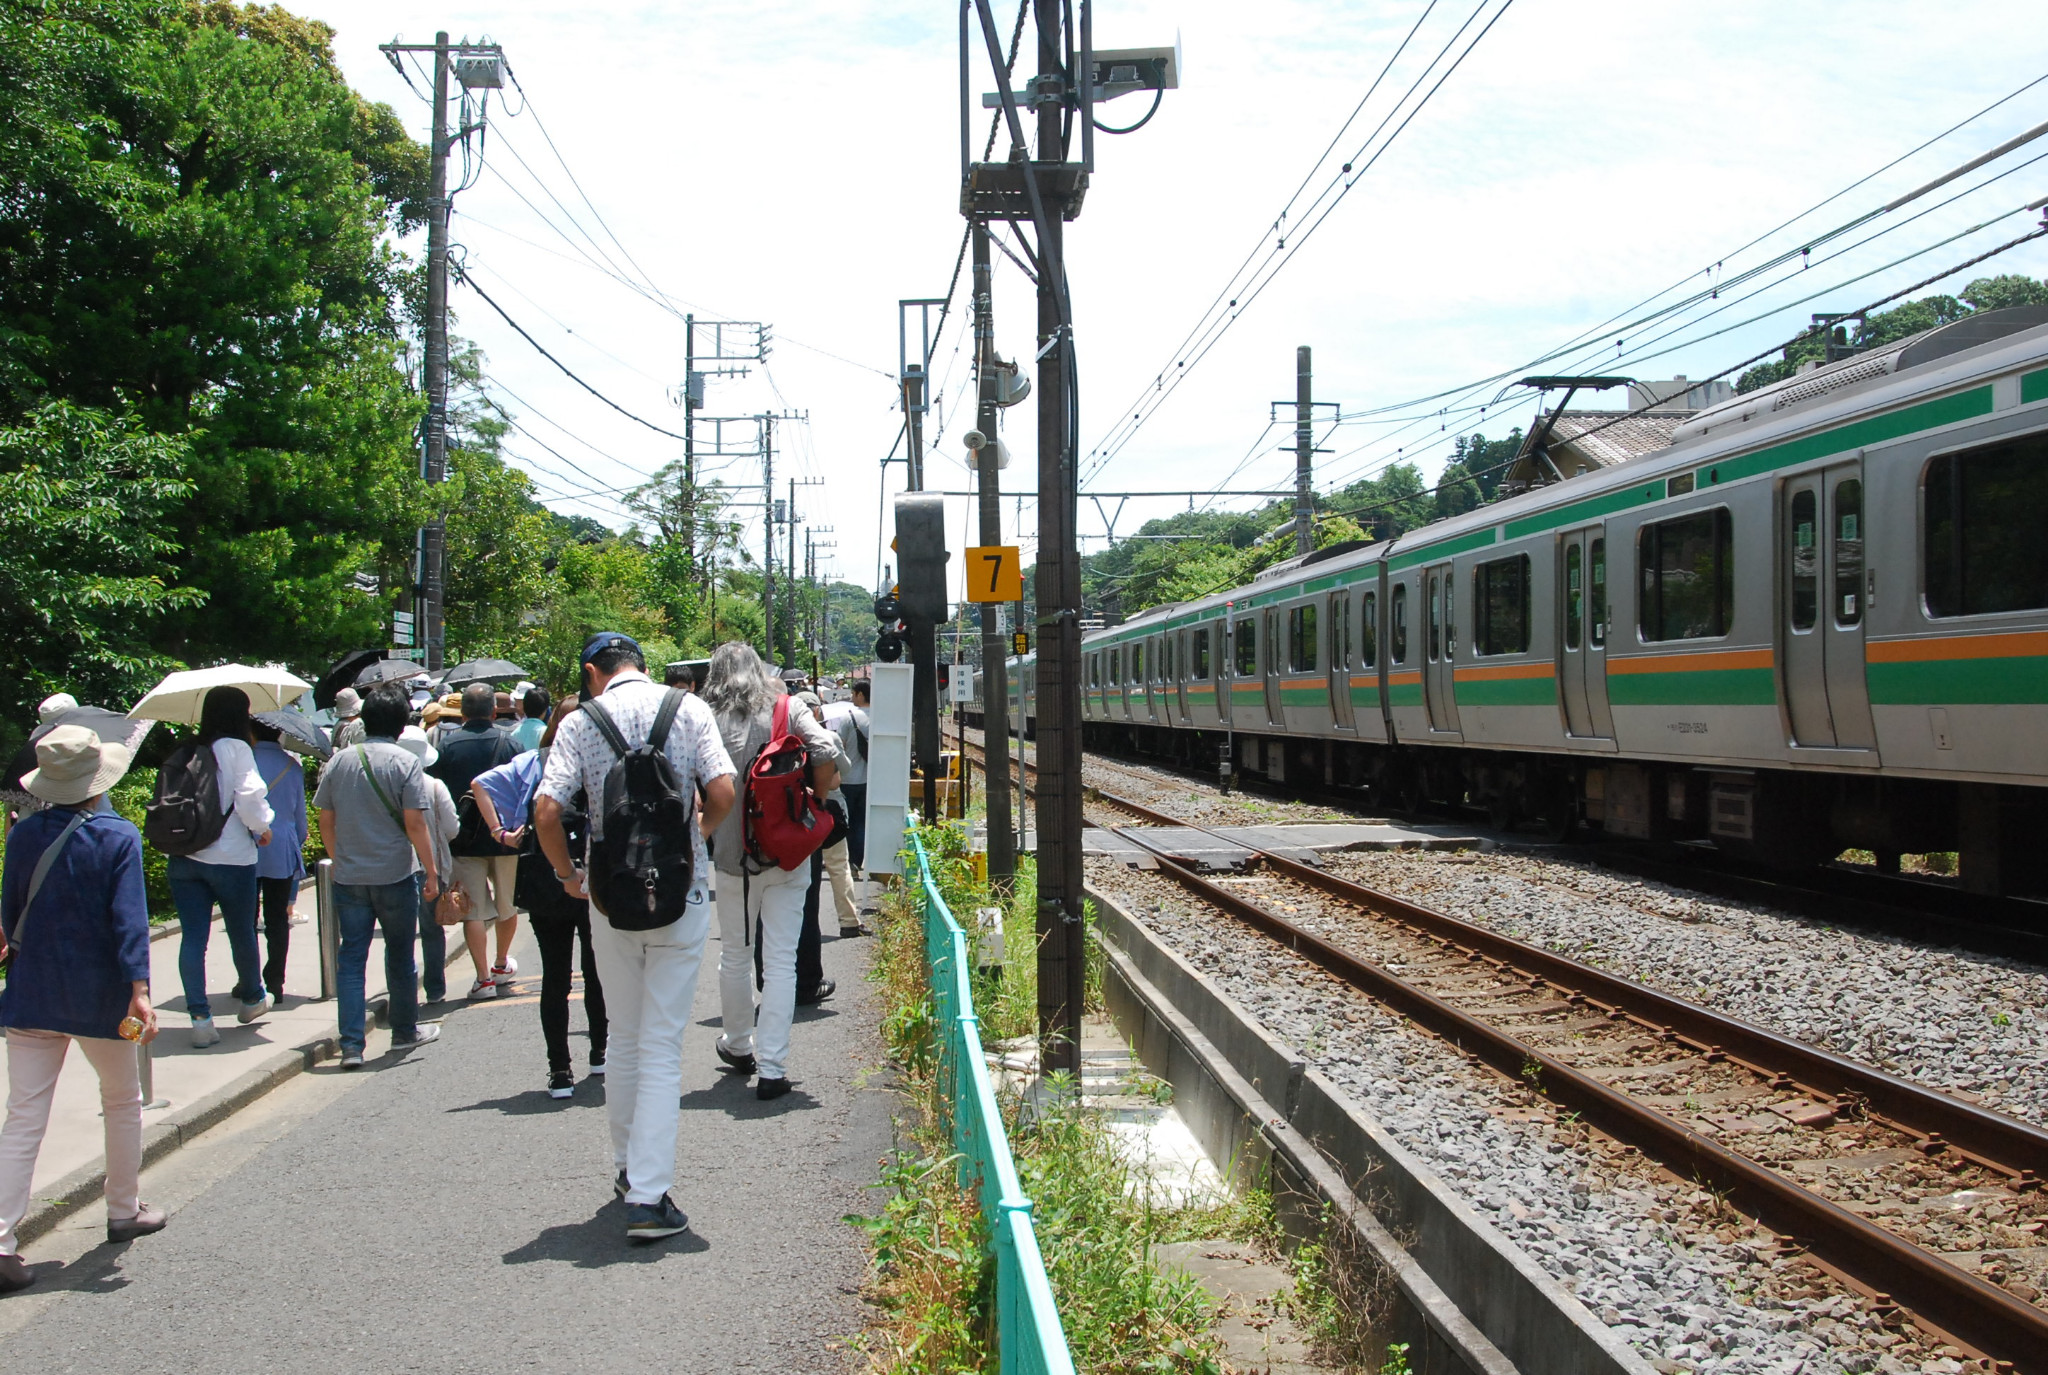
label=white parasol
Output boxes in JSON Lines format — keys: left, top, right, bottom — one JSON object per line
{"left": 129, "top": 664, "right": 312, "bottom": 724}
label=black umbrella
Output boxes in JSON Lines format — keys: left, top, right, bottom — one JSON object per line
{"left": 353, "top": 658, "right": 428, "bottom": 691}
{"left": 254, "top": 709, "right": 331, "bottom": 760}
{"left": 438, "top": 657, "right": 527, "bottom": 688}
{"left": 314, "top": 649, "right": 385, "bottom": 710}
{"left": 4, "top": 707, "right": 156, "bottom": 807}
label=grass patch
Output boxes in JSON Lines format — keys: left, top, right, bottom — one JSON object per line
{"left": 850, "top": 821, "right": 1241, "bottom": 1374}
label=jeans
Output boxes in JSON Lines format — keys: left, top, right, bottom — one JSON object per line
{"left": 590, "top": 890, "right": 711, "bottom": 1205}
{"left": 258, "top": 875, "right": 296, "bottom": 1001}
{"left": 0, "top": 1031, "right": 141, "bottom": 1254}
{"left": 532, "top": 907, "right": 607, "bottom": 1074}
{"left": 840, "top": 783, "right": 867, "bottom": 869}
{"left": 171, "top": 857, "right": 263, "bottom": 1021}
{"left": 334, "top": 875, "right": 423, "bottom": 1054}
{"left": 417, "top": 906, "right": 447, "bottom": 1002}
{"left": 717, "top": 863, "right": 807, "bottom": 1080}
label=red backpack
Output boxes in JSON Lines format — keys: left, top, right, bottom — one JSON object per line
{"left": 742, "top": 697, "right": 830, "bottom": 873}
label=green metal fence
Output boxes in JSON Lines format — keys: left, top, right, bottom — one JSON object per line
{"left": 910, "top": 835, "right": 1076, "bottom": 1375}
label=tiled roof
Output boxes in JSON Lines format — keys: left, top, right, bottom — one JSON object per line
{"left": 1541, "top": 409, "right": 1689, "bottom": 467}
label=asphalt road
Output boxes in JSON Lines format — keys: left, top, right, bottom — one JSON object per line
{"left": 0, "top": 919, "right": 898, "bottom": 1374}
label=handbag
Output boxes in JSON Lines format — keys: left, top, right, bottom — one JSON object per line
{"left": 434, "top": 879, "right": 473, "bottom": 926}
{"left": 1, "top": 810, "right": 92, "bottom": 973}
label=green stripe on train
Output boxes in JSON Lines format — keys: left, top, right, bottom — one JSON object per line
{"left": 1607, "top": 667, "right": 1776, "bottom": 706}
{"left": 1454, "top": 675, "right": 1558, "bottom": 707}
{"left": 1387, "top": 682, "right": 1423, "bottom": 707}
{"left": 1868, "top": 655, "right": 2048, "bottom": 705}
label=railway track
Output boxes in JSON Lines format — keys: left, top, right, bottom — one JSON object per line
{"left": 962, "top": 745, "right": 2048, "bottom": 1366}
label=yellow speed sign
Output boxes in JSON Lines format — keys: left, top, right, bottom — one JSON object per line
{"left": 965, "top": 545, "right": 1023, "bottom": 602}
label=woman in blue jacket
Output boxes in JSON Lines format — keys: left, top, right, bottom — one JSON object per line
{"left": 250, "top": 720, "right": 308, "bottom": 1004}
{"left": 0, "top": 725, "right": 166, "bottom": 1292}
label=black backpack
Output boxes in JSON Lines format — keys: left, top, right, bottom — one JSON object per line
{"left": 143, "top": 742, "right": 229, "bottom": 856}
{"left": 580, "top": 690, "right": 695, "bottom": 931}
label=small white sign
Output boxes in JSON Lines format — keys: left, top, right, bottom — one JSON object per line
{"left": 949, "top": 675, "right": 974, "bottom": 702}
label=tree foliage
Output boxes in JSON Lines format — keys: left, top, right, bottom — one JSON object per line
{"left": 1737, "top": 275, "right": 2048, "bottom": 393}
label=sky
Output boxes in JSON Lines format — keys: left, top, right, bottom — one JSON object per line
{"left": 297, "top": 0, "right": 2048, "bottom": 605}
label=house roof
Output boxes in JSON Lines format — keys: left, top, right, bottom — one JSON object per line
{"left": 1537, "top": 409, "right": 1691, "bottom": 467}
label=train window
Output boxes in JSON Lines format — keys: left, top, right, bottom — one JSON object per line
{"left": 1235, "top": 618, "right": 1258, "bottom": 676}
{"left": 1192, "top": 627, "right": 1211, "bottom": 680}
{"left": 1361, "top": 591, "right": 1378, "bottom": 668}
{"left": 1163, "top": 635, "right": 1175, "bottom": 683}
{"left": 1330, "top": 594, "right": 1351, "bottom": 671}
{"left": 1835, "top": 479, "right": 1863, "bottom": 627}
{"left": 1590, "top": 539, "right": 1607, "bottom": 649}
{"left": 1638, "top": 508, "right": 1734, "bottom": 640}
{"left": 1790, "top": 489, "right": 1819, "bottom": 631}
{"left": 1288, "top": 604, "right": 1318, "bottom": 672}
{"left": 1110, "top": 649, "right": 1121, "bottom": 685}
{"left": 1444, "top": 573, "right": 1457, "bottom": 659}
{"left": 1427, "top": 573, "right": 1441, "bottom": 661}
{"left": 1131, "top": 643, "right": 1145, "bottom": 683}
{"left": 1391, "top": 583, "right": 1409, "bottom": 663}
{"left": 1473, "top": 554, "right": 1531, "bottom": 656}
{"left": 1924, "top": 435, "right": 2048, "bottom": 617}
{"left": 1564, "top": 544, "right": 1583, "bottom": 650}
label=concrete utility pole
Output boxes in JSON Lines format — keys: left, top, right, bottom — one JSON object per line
{"left": 762, "top": 418, "right": 776, "bottom": 662}
{"left": 973, "top": 223, "right": 1016, "bottom": 892}
{"left": 1294, "top": 345, "right": 1315, "bottom": 555}
{"left": 380, "top": 31, "right": 502, "bottom": 672}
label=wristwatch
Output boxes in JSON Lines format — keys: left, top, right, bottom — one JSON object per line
{"left": 554, "top": 869, "right": 575, "bottom": 885}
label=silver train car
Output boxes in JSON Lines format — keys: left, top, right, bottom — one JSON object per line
{"left": 976, "top": 307, "right": 2048, "bottom": 896}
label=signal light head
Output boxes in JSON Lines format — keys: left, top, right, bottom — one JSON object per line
{"left": 874, "top": 593, "right": 901, "bottom": 622}
{"left": 874, "top": 629, "right": 904, "bottom": 662}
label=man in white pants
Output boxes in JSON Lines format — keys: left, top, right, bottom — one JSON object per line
{"left": 535, "top": 633, "right": 734, "bottom": 1244}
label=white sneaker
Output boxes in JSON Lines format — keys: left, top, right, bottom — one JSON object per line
{"left": 392, "top": 1024, "right": 440, "bottom": 1050}
{"left": 491, "top": 958, "right": 518, "bottom": 984}
{"left": 237, "top": 993, "right": 271, "bottom": 1024}
{"left": 190, "top": 1016, "right": 219, "bottom": 1048}
{"left": 467, "top": 978, "right": 496, "bottom": 1001}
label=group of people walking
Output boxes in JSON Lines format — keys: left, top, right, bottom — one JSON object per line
{"left": 0, "top": 633, "right": 875, "bottom": 1274}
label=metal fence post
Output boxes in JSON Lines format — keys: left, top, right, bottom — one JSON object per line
{"left": 137, "top": 1036, "right": 167, "bottom": 1111}
{"left": 316, "top": 858, "right": 339, "bottom": 1001}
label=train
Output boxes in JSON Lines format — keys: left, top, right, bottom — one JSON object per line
{"left": 969, "top": 306, "right": 2048, "bottom": 898}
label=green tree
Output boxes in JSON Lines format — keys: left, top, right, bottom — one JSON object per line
{"left": 0, "top": 402, "right": 204, "bottom": 732}
{"left": 0, "top": 0, "right": 432, "bottom": 670}
{"left": 1737, "top": 276, "right": 2048, "bottom": 393}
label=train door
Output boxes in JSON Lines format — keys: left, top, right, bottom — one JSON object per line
{"left": 1173, "top": 630, "right": 1189, "bottom": 721}
{"left": 1262, "top": 609, "right": 1286, "bottom": 725}
{"left": 1782, "top": 464, "right": 1875, "bottom": 750}
{"left": 1423, "top": 564, "right": 1462, "bottom": 735}
{"left": 1558, "top": 526, "right": 1615, "bottom": 740}
{"left": 1328, "top": 590, "right": 1356, "bottom": 731}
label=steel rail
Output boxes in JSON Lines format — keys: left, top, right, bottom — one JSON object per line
{"left": 1088, "top": 798, "right": 2048, "bottom": 1369}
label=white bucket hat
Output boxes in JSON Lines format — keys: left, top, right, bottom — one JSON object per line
{"left": 24, "top": 725, "right": 132, "bottom": 805}
{"left": 36, "top": 692, "right": 78, "bottom": 724}
{"left": 393, "top": 724, "right": 438, "bottom": 770}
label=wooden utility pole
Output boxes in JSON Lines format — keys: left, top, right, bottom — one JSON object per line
{"left": 973, "top": 223, "right": 1016, "bottom": 891}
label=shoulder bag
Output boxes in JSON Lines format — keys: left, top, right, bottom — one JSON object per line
{"left": 0, "top": 810, "right": 92, "bottom": 973}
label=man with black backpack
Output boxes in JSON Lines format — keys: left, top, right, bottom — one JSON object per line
{"left": 429, "top": 683, "right": 522, "bottom": 1000}
{"left": 533, "top": 633, "right": 735, "bottom": 1244}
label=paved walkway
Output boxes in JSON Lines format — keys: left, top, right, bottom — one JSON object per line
{"left": 0, "top": 901, "right": 895, "bottom": 1372}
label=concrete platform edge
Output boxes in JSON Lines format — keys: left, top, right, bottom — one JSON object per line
{"left": 1087, "top": 885, "right": 1656, "bottom": 1375}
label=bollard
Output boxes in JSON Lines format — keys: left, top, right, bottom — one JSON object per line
{"left": 316, "top": 857, "right": 339, "bottom": 1001}
{"left": 137, "top": 1036, "right": 167, "bottom": 1111}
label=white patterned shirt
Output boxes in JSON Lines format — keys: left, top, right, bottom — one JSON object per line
{"left": 536, "top": 671, "right": 735, "bottom": 882}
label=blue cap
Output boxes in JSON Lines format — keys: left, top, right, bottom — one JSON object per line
{"left": 580, "top": 631, "right": 642, "bottom": 666}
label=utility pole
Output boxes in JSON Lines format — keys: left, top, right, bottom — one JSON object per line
{"left": 1294, "top": 345, "right": 1314, "bottom": 555}
{"left": 786, "top": 476, "right": 823, "bottom": 669}
{"left": 898, "top": 299, "right": 946, "bottom": 492}
{"left": 677, "top": 318, "right": 763, "bottom": 575}
{"left": 380, "top": 32, "right": 501, "bottom": 673}
{"left": 763, "top": 418, "right": 776, "bottom": 663}
{"left": 973, "top": 222, "right": 1016, "bottom": 892}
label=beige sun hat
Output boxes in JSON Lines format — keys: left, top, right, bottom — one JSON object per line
{"left": 24, "top": 725, "right": 132, "bottom": 806}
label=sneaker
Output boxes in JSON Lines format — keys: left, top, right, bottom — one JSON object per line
{"left": 106, "top": 1203, "right": 166, "bottom": 1244}
{"left": 588, "top": 1053, "right": 606, "bottom": 1076}
{"left": 0, "top": 1254, "right": 32, "bottom": 1294}
{"left": 839, "top": 923, "right": 866, "bottom": 938}
{"left": 392, "top": 1024, "right": 441, "bottom": 1050}
{"left": 491, "top": 957, "right": 518, "bottom": 984}
{"left": 339, "top": 1048, "right": 365, "bottom": 1070}
{"left": 796, "top": 979, "right": 836, "bottom": 1006}
{"left": 715, "top": 1040, "right": 756, "bottom": 1077}
{"left": 624, "top": 1194, "right": 690, "bottom": 1242}
{"left": 237, "top": 993, "right": 272, "bottom": 1024}
{"left": 467, "top": 978, "right": 496, "bottom": 1001}
{"left": 190, "top": 1016, "right": 220, "bottom": 1048}
{"left": 613, "top": 1168, "right": 628, "bottom": 1199}
{"left": 548, "top": 1070, "right": 575, "bottom": 1099}
{"left": 756, "top": 1076, "right": 792, "bottom": 1101}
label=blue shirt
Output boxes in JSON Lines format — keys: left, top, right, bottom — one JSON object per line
{"left": 0, "top": 809, "right": 153, "bottom": 1039}
{"left": 473, "top": 749, "right": 546, "bottom": 834}
{"left": 251, "top": 740, "right": 308, "bottom": 882}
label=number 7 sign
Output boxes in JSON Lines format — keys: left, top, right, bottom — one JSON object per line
{"left": 965, "top": 545, "right": 1022, "bottom": 602}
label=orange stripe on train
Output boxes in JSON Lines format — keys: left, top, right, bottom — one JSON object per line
{"left": 1865, "top": 631, "right": 2048, "bottom": 663}
{"left": 1454, "top": 661, "right": 1556, "bottom": 683}
{"left": 1607, "top": 648, "right": 1774, "bottom": 676}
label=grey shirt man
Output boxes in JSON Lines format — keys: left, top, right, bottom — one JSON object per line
{"left": 708, "top": 696, "right": 842, "bottom": 877}
{"left": 313, "top": 740, "right": 430, "bottom": 885}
